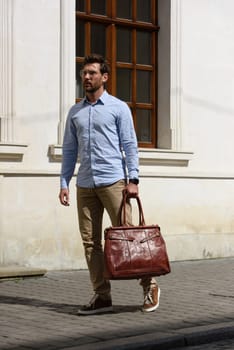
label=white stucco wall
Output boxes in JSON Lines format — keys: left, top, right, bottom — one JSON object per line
{"left": 181, "top": 0, "right": 234, "bottom": 172}
{"left": 0, "top": 0, "right": 234, "bottom": 270}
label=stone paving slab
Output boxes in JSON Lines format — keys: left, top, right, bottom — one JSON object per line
{"left": 0, "top": 258, "right": 233, "bottom": 350}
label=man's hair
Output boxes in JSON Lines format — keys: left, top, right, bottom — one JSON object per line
{"left": 82, "top": 54, "right": 110, "bottom": 74}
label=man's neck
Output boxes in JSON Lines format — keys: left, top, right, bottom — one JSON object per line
{"left": 86, "top": 88, "right": 105, "bottom": 104}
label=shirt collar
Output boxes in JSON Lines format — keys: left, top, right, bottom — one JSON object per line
{"left": 83, "top": 90, "right": 108, "bottom": 106}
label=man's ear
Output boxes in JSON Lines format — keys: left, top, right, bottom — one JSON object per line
{"left": 102, "top": 73, "right": 108, "bottom": 83}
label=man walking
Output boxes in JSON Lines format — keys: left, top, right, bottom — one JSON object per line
{"left": 59, "top": 54, "right": 160, "bottom": 315}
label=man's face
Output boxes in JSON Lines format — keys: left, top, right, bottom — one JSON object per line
{"left": 81, "top": 63, "right": 108, "bottom": 93}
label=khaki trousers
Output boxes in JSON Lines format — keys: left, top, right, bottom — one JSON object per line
{"left": 77, "top": 180, "right": 156, "bottom": 297}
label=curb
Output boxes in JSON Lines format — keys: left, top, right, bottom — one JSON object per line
{"left": 64, "top": 322, "right": 234, "bottom": 350}
{"left": 0, "top": 266, "right": 47, "bottom": 279}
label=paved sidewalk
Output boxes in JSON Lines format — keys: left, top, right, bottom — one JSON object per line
{"left": 0, "top": 258, "right": 233, "bottom": 350}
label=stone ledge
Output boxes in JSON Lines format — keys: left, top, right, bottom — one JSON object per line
{"left": 138, "top": 148, "right": 193, "bottom": 166}
{"left": 0, "top": 143, "right": 28, "bottom": 161}
{"left": 48, "top": 144, "right": 62, "bottom": 162}
{"left": 0, "top": 266, "right": 47, "bottom": 279}
{"left": 48, "top": 144, "right": 194, "bottom": 167}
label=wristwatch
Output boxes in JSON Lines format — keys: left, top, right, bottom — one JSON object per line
{"left": 129, "top": 178, "right": 139, "bottom": 185}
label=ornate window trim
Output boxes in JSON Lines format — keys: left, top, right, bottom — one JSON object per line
{"left": 0, "top": 0, "right": 28, "bottom": 161}
{"left": 48, "top": 0, "right": 76, "bottom": 161}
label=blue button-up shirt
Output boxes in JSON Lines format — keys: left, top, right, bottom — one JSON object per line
{"left": 60, "top": 91, "right": 139, "bottom": 189}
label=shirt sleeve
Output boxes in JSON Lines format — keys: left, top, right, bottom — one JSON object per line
{"left": 117, "top": 102, "right": 139, "bottom": 180}
{"left": 60, "top": 107, "right": 79, "bottom": 189}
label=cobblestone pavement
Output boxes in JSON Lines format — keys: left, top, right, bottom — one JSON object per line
{"left": 0, "top": 258, "right": 233, "bottom": 350}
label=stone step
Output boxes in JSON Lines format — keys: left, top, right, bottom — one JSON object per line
{"left": 0, "top": 266, "right": 47, "bottom": 279}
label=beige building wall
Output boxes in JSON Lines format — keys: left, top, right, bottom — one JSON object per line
{"left": 0, "top": 0, "right": 234, "bottom": 270}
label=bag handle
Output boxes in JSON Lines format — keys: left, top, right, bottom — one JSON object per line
{"left": 120, "top": 191, "right": 146, "bottom": 226}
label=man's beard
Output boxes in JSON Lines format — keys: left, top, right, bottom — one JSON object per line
{"left": 85, "top": 87, "right": 97, "bottom": 93}
{"left": 84, "top": 84, "right": 102, "bottom": 94}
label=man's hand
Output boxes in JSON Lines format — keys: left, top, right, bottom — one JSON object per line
{"left": 124, "top": 182, "right": 139, "bottom": 197}
{"left": 59, "top": 188, "right": 70, "bottom": 206}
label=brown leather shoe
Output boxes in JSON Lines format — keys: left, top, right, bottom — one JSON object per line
{"left": 142, "top": 284, "right": 160, "bottom": 312}
{"left": 78, "top": 294, "right": 113, "bottom": 315}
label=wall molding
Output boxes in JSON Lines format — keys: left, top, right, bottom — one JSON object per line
{"left": 49, "top": 0, "right": 76, "bottom": 158}
{"left": 0, "top": 0, "right": 14, "bottom": 143}
{"left": 158, "top": 0, "right": 185, "bottom": 151}
{"left": 170, "top": 0, "right": 183, "bottom": 150}
{"left": 48, "top": 144, "right": 62, "bottom": 162}
{"left": 48, "top": 144, "right": 193, "bottom": 166}
{"left": 0, "top": 143, "right": 28, "bottom": 161}
{"left": 139, "top": 148, "right": 193, "bottom": 166}
{"left": 1, "top": 168, "right": 234, "bottom": 180}
{"left": 0, "top": 1, "right": 28, "bottom": 162}
{"left": 58, "top": 0, "right": 76, "bottom": 145}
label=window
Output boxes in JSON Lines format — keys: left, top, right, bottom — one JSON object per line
{"left": 75, "top": 0, "right": 159, "bottom": 148}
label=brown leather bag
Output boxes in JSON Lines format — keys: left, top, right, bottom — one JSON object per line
{"left": 104, "top": 192, "right": 171, "bottom": 280}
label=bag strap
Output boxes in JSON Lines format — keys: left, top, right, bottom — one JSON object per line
{"left": 120, "top": 191, "right": 146, "bottom": 226}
